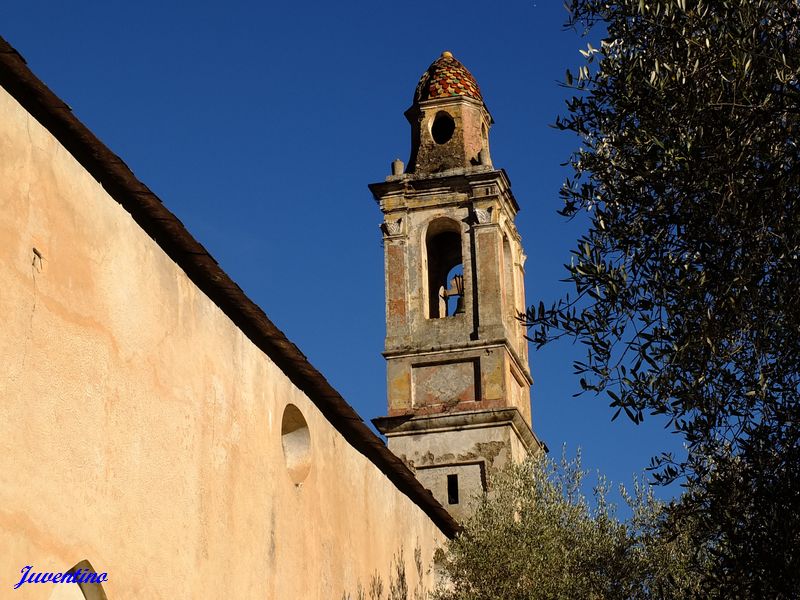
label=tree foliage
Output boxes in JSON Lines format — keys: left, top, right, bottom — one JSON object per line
{"left": 432, "top": 452, "right": 705, "bottom": 600}
{"left": 527, "top": 0, "right": 800, "bottom": 595}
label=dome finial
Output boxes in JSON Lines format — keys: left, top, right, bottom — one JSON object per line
{"left": 441, "top": 50, "right": 453, "bottom": 58}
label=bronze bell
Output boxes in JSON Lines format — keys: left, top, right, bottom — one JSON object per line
{"left": 454, "top": 294, "right": 466, "bottom": 315}
{"left": 451, "top": 274, "right": 465, "bottom": 315}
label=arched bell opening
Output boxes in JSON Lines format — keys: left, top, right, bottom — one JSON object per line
{"left": 425, "top": 218, "right": 464, "bottom": 319}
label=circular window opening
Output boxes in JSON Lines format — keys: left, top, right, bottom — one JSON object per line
{"left": 431, "top": 112, "right": 455, "bottom": 145}
{"left": 281, "top": 404, "right": 311, "bottom": 485}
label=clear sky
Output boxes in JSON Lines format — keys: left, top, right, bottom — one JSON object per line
{"left": 3, "top": 1, "right": 685, "bottom": 506}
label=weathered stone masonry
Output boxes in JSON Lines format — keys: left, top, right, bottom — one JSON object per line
{"left": 372, "top": 52, "right": 546, "bottom": 521}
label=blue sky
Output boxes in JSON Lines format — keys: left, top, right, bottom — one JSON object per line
{"left": 3, "top": 1, "right": 684, "bottom": 505}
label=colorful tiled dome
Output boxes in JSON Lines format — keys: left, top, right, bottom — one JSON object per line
{"left": 414, "top": 51, "right": 483, "bottom": 104}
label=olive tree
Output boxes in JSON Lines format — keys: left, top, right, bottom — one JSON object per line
{"left": 432, "top": 452, "right": 704, "bottom": 600}
{"left": 527, "top": 1, "right": 800, "bottom": 595}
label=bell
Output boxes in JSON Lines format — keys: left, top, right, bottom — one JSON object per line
{"left": 454, "top": 294, "right": 466, "bottom": 315}
{"left": 450, "top": 274, "right": 466, "bottom": 315}
{"left": 441, "top": 274, "right": 466, "bottom": 317}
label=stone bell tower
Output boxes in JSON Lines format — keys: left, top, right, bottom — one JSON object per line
{"left": 371, "top": 52, "right": 545, "bottom": 520}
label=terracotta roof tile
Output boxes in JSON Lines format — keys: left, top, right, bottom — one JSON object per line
{"left": 414, "top": 51, "right": 483, "bottom": 104}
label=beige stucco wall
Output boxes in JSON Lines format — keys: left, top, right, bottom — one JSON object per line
{"left": 0, "top": 85, "right": 446, "bottom": 599}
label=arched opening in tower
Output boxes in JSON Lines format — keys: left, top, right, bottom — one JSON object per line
{"left": 425, "top": 218, "right": 464, "bottom": 319}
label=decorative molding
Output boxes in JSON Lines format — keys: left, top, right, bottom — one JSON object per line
{"left": 473, "top": 207, "right": 492, "bottom": 224}
{"left": 380, "top": 218, "right": 403, "bottom": 236}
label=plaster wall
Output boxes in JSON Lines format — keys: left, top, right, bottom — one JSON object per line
{"left": 387, "top": 422, "right": 527, "bottom": 519}
{"left": 386, "top": 345, "right": 521, "bottom": 417}
{"left": 388, "top": 423, "right": 524, "bottom": 476}
{"left": 415, "top": 463, "right": 483, "bottom": 523}
{"left": 0, "top": 86, "right": 446, "bottom": 599}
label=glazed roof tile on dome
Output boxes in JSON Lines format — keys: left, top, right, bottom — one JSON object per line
{"left": 414, "top": 51, "right": 483, "bottom": 104}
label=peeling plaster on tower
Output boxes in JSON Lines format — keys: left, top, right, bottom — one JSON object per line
{"left": 371, "top": 52, "right": 546, "bottom": 521}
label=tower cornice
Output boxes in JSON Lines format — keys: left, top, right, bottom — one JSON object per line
{"left": 404, "top": 95, "right": 494, "bottom": 126}
{"left": 369, "top": 167, "right": 520, "bottom": 215}
{"left": 373, "top": 408, "right": 547, "bottom": 455}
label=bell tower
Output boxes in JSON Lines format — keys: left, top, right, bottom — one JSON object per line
{"left": 370, "top": 52, "right": 545, "bottom": 520}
